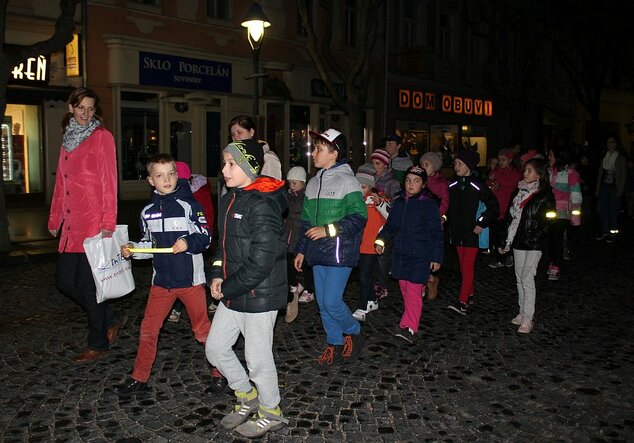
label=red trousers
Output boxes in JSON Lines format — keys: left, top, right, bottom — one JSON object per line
{"left": 132, "top": 285, "right": 210, "bottom": 382}
{"left": 456, "top": 246, "right": 478, "bottom": 303}
{"left": 398, "top": 280, "right": 425, "bottom": 332}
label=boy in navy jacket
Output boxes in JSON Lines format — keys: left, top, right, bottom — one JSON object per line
{"left": 113, "top": 153, "right": 212, "bottom": 397}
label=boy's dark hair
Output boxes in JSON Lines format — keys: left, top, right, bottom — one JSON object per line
{"left": 147, "top": 153, "right": 176, "bottom": 174}
{"left": 525, "top": 157, "right": 550, "bottom": 191}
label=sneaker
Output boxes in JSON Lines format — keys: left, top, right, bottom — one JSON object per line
{"left": 511, "top": 314, "right": 524, "bottom": 325}
{"left": 366, "top": 300, "right": 379, "bottom": 313}
{"left": 112, "top": 378, "right": 148, "bottom": 398}
{"left": 548, "top": 267, "right": 560, "bottom": 281}
{"left": 546, "top": 264, "right": 556, "bottom": 276}
{"left": 488, "top": 261, "right": 505, "bottom": 269}
{"left": 285, "top": 292, "right": 300, "bottom": 323}
{"left": 448, "top": 301, "right": 468, "bottom": 315}
{"left": 377, "top": 287, "right": 388, "bottom": 300}
{"left": 517, "top": 319, "right": 533, "bottom": 334}
{"left": 208, "top": 302, "right": 217, "bottom": 313}
{"left": 606, "top": 235, "right": 615, "bottom": 243}
{"left": 394, "top": 327, "right": 416, "bottom": 344}
{"left": 505, "top": 256, "right": 514, "bottom": 267}
{"left": 234, "top": 406, "right": 289, "bottom": 438}
{"left": 596, "top": 233, "right": 609, "bottom": 241}
{"left": 341, "top": 332, "right": 365, "bottom": 363}
{"left": 352, "top": 309, "right": 366, "bottom": 321}
{"left": 315, "top": 344, "right": 343, "bottom": 367}
{"left": 290, "top": 282, "right": 304, "bottom": 296}
{"left": 298, "top": 290, "right": 315, "bottom": 303}
{"left": 167, "top": 309, "right": 181, "bottom": 323}
{"left": 221, "top": 388, "right": 259, "bottom": 429}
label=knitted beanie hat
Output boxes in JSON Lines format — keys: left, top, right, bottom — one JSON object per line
{"left": 223, "top": 139, "right": 264, "bottom": 180}
{"left": 405, "top": 165, "right": 428, "bottom": 182}
{"left": 287, "top": 166, "right": 307, "bottom": 182}
{"left": 420, "top": 151, "right": 443, "bottom": 172}
{"left": 370, "top": 149, "right": 390, "bottom": 167}
{"left": 455, "top": 149, "right": 480, "bottom": 172}
{"left": 175, "top": 161, "right": 192, "bottom": 180}
{"left": 355, "top": 171, "right": 375, "bottom": 187}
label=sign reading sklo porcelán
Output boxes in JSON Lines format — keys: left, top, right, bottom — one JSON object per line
{"left": 398, "top": 88, "right": 493, "bottom": 117}
{"left": 139, "top": 51, "right": 232, "bottom": 92}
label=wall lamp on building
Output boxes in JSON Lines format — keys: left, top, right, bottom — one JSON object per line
{"left": 241, "top": 2, "right": 271, "bottom": 118}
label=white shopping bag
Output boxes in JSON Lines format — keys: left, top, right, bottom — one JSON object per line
{"left": 83, "top": 225, "right": 135, "bottom": 303}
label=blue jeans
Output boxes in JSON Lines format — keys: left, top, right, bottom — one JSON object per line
{"left": 597, "top": 184, "right": 620, "bottom": 233}
{"left": 313, "top": 265, "right": 360, "bottom": 345}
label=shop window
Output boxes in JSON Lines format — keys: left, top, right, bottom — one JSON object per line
{"left": 121, "top": 91, "right": 159, "bottom": 181}
{"left": 431, "top": 124, "right": 458, "bottom": 168}
{"left": 3, "top": 104, "right": 41, "bottom": 194}
{"left": 395, "top": 121, "right": 429, "bottom": 164}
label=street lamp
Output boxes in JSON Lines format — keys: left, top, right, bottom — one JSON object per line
{"left": 241, "top": 2, "right": 271, "bottom": 118}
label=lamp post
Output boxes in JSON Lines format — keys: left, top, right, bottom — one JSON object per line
{"left": 241, "top": 2, "right": 271, "bottom": 118}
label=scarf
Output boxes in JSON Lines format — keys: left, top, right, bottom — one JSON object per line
{"left": 505, "top": 180, "right": 540, "bottom": 249}
{"left": 62, "top": 117, "right": 101, "bottom": 152}
{"left": 602, "top": 150, "right": 618, "bottom": 171}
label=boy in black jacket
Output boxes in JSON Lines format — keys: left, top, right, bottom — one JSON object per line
{"left": 205, "top": 139, "right": 289, "bottom": 438}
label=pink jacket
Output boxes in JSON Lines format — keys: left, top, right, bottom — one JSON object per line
{"left": 427, "top": 173, "right": 449, "bottom": 217}
{"left": 48, "top": 127, "right": 118, "bottom": 253}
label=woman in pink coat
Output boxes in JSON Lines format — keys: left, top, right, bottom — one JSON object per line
{"left": 48, "top": 87, "right": 127, "bottom": 363}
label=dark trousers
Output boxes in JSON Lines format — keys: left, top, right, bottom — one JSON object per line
{"left": 490, "top": 219, "right": 508, "bottom": 261}
{"left": 287, "top": 252, "right": 314, "bottom": 302}
{"left": 56, "top": 252, "right": 119, "bottom": 351}
{"left": 548, "top": 219, "right": 569, "bottom": 268}
{"left": 357, "top": 253, "right": 379, "bottom": 310}
{"left": 597, "top": 184, "right": 620, "bottom": 233}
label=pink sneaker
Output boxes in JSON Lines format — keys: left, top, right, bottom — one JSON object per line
{"left": 298, "top": 290, "right": 315, "bottom": 303}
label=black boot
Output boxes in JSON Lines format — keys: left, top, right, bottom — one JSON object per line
{"left": 112, "top": 378, "right": 148, "bottom": 398}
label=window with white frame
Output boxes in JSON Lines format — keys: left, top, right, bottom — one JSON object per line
{"left": 207, "top": 0, "right": 230, "bottom": 20}
{"left": 402, "top": 0, "right": 420, "bottom": 48}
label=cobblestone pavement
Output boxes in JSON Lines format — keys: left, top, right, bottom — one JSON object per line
{"left": 1, "top": 222, "right": 633, "bottom": 442}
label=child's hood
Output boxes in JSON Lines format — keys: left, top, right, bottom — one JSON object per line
{"left": 243, "top": 176, "right": 288, "bottom": 214}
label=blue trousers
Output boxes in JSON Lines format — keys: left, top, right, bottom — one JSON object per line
{"left": 597, "top": 184, "right": 620, "bottom": 233}
{"left": 313, "top": 265, "right": 360, "bottom": 345}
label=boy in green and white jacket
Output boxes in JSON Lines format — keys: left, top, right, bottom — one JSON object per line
{"left": 294, "top": 128, "right": 367, "bottom": 367}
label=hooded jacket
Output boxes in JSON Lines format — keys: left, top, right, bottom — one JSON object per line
{"left": 210, "top": 177, "right": 288, "bottom": 313}
{"left": 132, "top": 179, "right": 211, "bottom": 289}
{"left": 376, "top": 190, "right": 443, "bottom": 284}
{"left": 295, "top": 161, "right": 367, "bottom": 268}
{"left": 447, "top": 174, "right": 499, "bottom": 247}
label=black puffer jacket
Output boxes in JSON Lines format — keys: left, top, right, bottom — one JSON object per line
{"left": 210, "top": 177, "right": 288, "bottom": 313}
{"left": 509, "top": 187, "right": 556, "bottom": 251}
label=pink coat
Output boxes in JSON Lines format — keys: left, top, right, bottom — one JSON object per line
{"left": 427, "top": 173, "right": 449, "bottom": 216}
{"left": 48, "top": 127, "right": 118, "bottom": 253}
{"left": 488, "top": 166, "right": 521, "bottom": 219}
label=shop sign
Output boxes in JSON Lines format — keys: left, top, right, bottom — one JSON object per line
{"left": 399, "top": 88, "right": 493, "bottom": 117}
{"left": 311, "top": 79, "right": 346, "bottom": 98}
{"left": 65, "top": 33, "right": 81, "bottom": 77}
{"left": 139, "top": 51, "right": 231, "bottom": 92}
{"left": 9, "top": 54, "right": 49, "bottom": 85}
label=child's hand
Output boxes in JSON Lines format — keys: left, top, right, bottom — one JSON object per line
{"left": 375, "top": 244, "right": 384, "bottom": 255}
{"left": 121, "top": 243, "right": 133, "bottom": 259}
{"left": 498, "top": 247, "right": 510, "bottom": 255}
{"left": 369, "top": 193, "right": 381, "bottom": 205}
{"left": 172, "top": 238, "right": 188, "bottom": 254}
{"left": 430, "top": 262, "right": 441, "bottom": 272}
{"left": 473, "top": 225, "right": 484, "bottom": 234}
{"left": 306, "top": 226, "right": 327, "bottom": 240}
{"left": 294, "top": 253, "right": 305, "bottom": 272}
{"left": 211, "top": 278, "right": 224, "bottom": 300}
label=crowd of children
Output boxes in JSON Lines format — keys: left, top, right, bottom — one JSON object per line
{"left": 107, "top": 118, "right": 616, "bottom": 437}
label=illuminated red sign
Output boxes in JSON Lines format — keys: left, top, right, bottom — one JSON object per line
{"left": 399, "top": 88, "right": 492, "bottom": 117}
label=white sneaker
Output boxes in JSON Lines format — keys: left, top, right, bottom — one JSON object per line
{"left": 168, "top": 309, "right": 181, "bottom": 323}
{"left": 511, "top": 314, "right": 524, "bottom": 325}
{"left": 366, "top": 300, "right": 379, "bottom": 312}
{"left": 298, "top": 290, "right": 315, "bottom": 303}
{"left": 518, "top": 319, "right": 533, "bottom": 334}
{"left": 290, "top": 283, "right": 304, "bottom": 295}
{"left": 352, "top": 309, "right": 366, "bottom": 321}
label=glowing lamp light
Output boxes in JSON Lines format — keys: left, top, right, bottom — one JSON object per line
{"left": 241, "top": 3, "right": 271, "bottom": 51}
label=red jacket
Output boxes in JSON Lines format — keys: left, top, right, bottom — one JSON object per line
{"left": 48, "top": 127, "right": 118, "bottom": 253}
{"left": 427, "top": 173, "right": 449, "bottom": 217}
{"left": 360, "top": 201, "right": 387, "bottom": 254}
{"left": 488, "top": 166, "right": 521, "bottom": 219}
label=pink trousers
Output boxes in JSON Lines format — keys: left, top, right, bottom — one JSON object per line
{"left": 398, "top": 280, "right": 426, "bottom": 333}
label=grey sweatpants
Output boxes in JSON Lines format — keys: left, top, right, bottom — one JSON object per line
{"left": 205, "top": 302, "right": 281, "bottom": 409}
{"left": 513, "top": 249, "right": 542, "bottom": 321}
